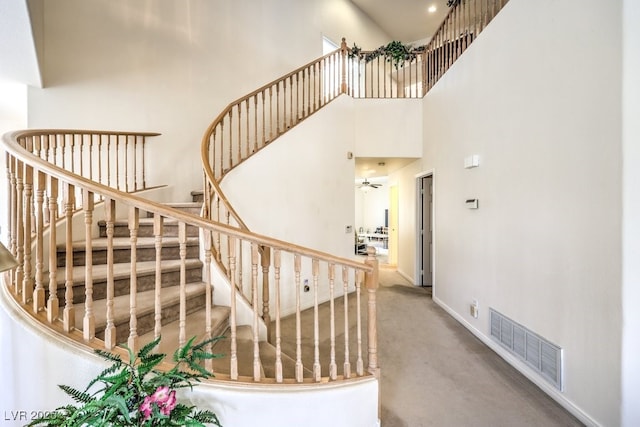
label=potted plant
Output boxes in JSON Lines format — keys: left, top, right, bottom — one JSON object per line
{"left": 28, "top": 336, "right": 223, "bottom": 427}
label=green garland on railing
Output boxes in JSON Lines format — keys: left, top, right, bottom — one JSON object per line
{"left": 348, "top": 0, "right": 461, "bottom": 68}
{"left": 348, "top": 41, "right": 426, "bottom": 69}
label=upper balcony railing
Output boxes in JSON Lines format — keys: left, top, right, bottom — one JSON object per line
{"left": 346, "top": 0, "right": 510, "bottom": 98}
{"left": 201, "top": 0, "right": 510, "bottom": 273}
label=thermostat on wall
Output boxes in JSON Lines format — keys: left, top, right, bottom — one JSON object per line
{"left": 464, "top": 155, "right": 480, "bottom": 169}
{"left": 465, "top": 199, "right": 478, "bottom": 209}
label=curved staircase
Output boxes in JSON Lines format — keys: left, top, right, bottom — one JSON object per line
{"left": 1, "top": 2, "right": 511, "bottom": 423}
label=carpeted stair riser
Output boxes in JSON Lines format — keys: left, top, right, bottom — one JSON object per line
{"left": 56, "top": 237, "right": 200, "bottom": 267}
{"left": 145, "top": 203, "right": 202, "bottom": 217}
{"left": 190, "top": 191, "right": 204, "bottom": 204}
{"left": 97, "top": 219, "right": 199, "bottom": 238}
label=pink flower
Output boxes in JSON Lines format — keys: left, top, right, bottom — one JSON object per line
{"left": 139, "top": 396, "right": 154, "bottom": 420}
{"left": 140, "top": 386, "right": 178, "bottom": 419}
{"left": 151, "top": 386, "right": 171, "bottom": 405}
{"left": 163, "top": 390, "right": 177, "bottom": 414}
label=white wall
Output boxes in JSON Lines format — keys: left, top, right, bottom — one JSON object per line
{"left": 222, "top": 96, "right": 356, "bottom": 258}
{"left": 25, "top": 0, "right": 390, "bottom": 202}
{"left": 0, "top": 80, "right": 28, "bottom": 242}
{"left": 0, "top": 0, "right": 41, "bottom": 87}
{"left": 354, "top": 98, "right": 422, "bottom": 158}
{"left": 419, "top": 0, "right": 622, "bottom": 425}
{"left": 622, "top": 0, "right": 640, "bottom": 425}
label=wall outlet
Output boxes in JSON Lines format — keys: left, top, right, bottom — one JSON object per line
{"left": 470, "top": 299, "right": 478, "bottom": 318}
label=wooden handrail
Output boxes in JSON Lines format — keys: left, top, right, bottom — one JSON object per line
{"left": 4, "top": 131, "right": 373, "bottom": 268}
{"left": 2, "top": 129, "right": 376, "bottom": 386}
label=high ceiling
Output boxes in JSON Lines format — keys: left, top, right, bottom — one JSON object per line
{"left": 351, "top": 0, "right": 451, "bottom": 43}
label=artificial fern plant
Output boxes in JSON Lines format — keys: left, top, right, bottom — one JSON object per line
{"left": 28, "top": 336, "right": 223, "bottom": 427}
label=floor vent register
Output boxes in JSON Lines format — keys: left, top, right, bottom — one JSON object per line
{"left": 490, "top": 308, "right": 562, "bottom": 391}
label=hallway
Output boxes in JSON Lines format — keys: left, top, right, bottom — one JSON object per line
{"left": 377, "top": 267, "right": 583, "bottom": 426}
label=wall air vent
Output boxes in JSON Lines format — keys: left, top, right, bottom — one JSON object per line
{"left": 489, "top": 308, "right": 563, "bottom": 391}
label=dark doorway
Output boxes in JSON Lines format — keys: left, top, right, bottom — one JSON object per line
{"left": 419, "top": 175, "right": 433, "bottom": 287}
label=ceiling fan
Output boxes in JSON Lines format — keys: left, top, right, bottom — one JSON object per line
{"left": 358, "top": 179, "right": 382, "bottom": 190}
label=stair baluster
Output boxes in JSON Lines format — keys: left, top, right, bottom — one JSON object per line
{"left": 251, "top": 242, "right": 261, "bottom": 381}
{"left": 294, "top": 254, "right": 303, "bottom": 382}
{"left": 274, "top": 249, "right": 283, "bottom": 383}
{"left": 15, "top": 160, "right": 24, "bottom": 296}
{"left": 312, "top": 259, "right": 321, "bottom": 382}
{"left": 328, "top": 263, "right": 337, "bottom": 380}
{"left": 82, "top": 189, "right": 95, "bottom": 340}
{"left": 153, "top": 214, "right": 164, "bottom": 341}
{"left": 204, "top": 229, "right": 213, "bottom": 372}
{"left": 229, "top": 236, "right": 238, "bottom": 380}
{"left": 33, "top": 170, "right": 46, "bottom": 312}
{"left": 22, "top": 158, "right": 33, "bottom": 304}
{"left": 178, "top": 222, "right": 187, "bottom": 347}
{"left": 103, "top": 198, "right": 116, "bottom": 349}
{"left": 342, "top": 266, "right": 350, "bottom": 379}
{"left": 127, "top": 206, "right": 139, "bottom": 352}
{"left": 62, "top": 183, "right": 75, "bottom": 332}
{"left": 46, "top": 177, "right": 59, "bottom": 323}
{"left": 260, "top": 246, "right": 271, "bottom": 340}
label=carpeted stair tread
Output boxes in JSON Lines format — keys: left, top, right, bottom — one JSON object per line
{"left": 257, "top": 340, "right": 310, "bottom": 378}
{"left": 73, "top": 282, "right": 207, "bottom": 332}
{"left": 138, "top": 305, "right": 231, "bottom": 354}
{"left": 52, "top": 258, "right": 203, "bottom": 287}
{"left": 144, "top": 202, "right": 202, "bottom": 217}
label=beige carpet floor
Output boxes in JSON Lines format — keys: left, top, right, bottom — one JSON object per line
{"left": 375, "top": 266, "right": 583, "bottom": 427}
{"left": 278, "top": 265, "right": 584, "bottom": 426}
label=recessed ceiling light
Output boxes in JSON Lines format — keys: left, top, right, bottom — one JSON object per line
{"left": 428, "top": 5, "right": 437, "bottom": 13}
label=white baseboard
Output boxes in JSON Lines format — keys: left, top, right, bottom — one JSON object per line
{"left": 395, "top": 268, "right": 415, "bottom": 285}
{"left": 432, "top": 296, "right": 601, "bottom": 427}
